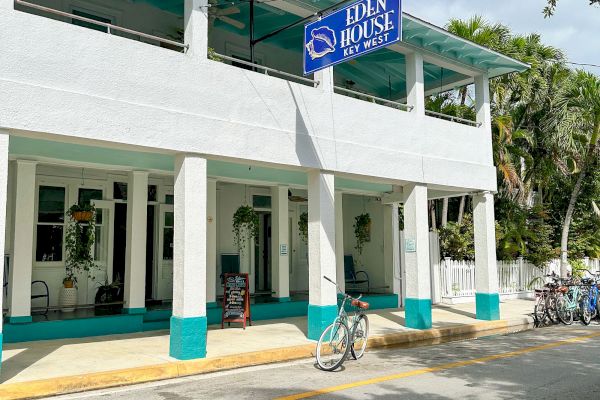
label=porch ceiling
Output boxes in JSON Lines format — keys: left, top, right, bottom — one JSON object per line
{"left": 137, "top": 0, "right": 528, "bottom": 100}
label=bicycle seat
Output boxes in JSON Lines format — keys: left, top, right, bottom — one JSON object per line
{"left": 351, "top": 299, "right": 370, "bottom": 310}
{"left": 558, "top": 286, "right": 569, "bottom": 293}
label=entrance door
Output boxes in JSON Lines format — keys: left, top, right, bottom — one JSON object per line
{"left": 255, "top": 213, "right": 272, "bottom": 293}
{"left": 157, "top": 204, "right": 174, "bottom": 300}
{"left": 145, "top": 205, "right": 155, "bottom": 300}
{"left": 112, "top": 203, "right": 128, "bottom": 290}
{"left": 90, "top": 200, "right": 115, "bottom": 284}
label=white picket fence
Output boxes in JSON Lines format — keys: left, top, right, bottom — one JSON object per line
{"left": 438, "top": 257, "right": 600, "bottom": 303}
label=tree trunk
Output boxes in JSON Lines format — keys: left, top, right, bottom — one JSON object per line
{"left": 442, "top": 198, "right": 448, "bottom": 227}
{"left": 460, "top": 87, "right": 468, "bottom": 106}
{"left": 457, "top": 196, "right": 466, "bottom": 224}
{"left": 429, "top": 200, "right": 437, "bottom": 231}
{"left": 560, "top": 167, "right": 586, "bottom": 276}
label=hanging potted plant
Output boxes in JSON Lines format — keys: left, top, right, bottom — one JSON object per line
{"left": 61, "top": 204, "right": 98, "bottom": 312}
{"left": 353, "top": 213, "right": 372, "bottom": 256}
{"left": 232, "top": 205, "right": 259, "bottom": 256}
{"left": 298, "top": 211, "right": 308, "bottom": 243}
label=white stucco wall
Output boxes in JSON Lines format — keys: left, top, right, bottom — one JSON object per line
{"left": 0, "top": 8, "right": 496, "bottom": 192}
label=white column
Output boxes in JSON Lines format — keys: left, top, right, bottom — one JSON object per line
{"left": 384, "top": 202, "right": 402, "bottom": 308}
{"left": 123, "top": 171, "right": 148, "bottom": 313}
{"left": 170, "top": 154, "right": 207, "bottom": 359}
{"left": 206, "top": 179, "right": 217, "bottom": 307}
{"left": 475, "top": 73, "right": 492, "bottom": 133}
{"left": 307, "top": 170, "right": 337, "bottom": 340}
{"left": 8, "top": 160, "right": 36, "bottom": 323}
{"left": 403, "top": 183, "right": 431, "bottom": 329}
{"left": 271, "top": 185, "right": 290, "bottom": 301}
{"left": 473, "top": 191, "right": 500, "bottom": 320}
{"left": 335, "top": 190, "right": 345, "bottom": 293}
{"left": 184, "top": 0, "right": 209, "bottom": 60}
{"left": 0, "top": 0, "right": 13, "bottom": 9}
{"left": 0, "top": 132, "right": 10, "bottom": 352}
{"left": 315, "top": 67, "right": 334, "bottom": 92}
{"left": 406, "top": 52, "right": 425, "bottom": 116}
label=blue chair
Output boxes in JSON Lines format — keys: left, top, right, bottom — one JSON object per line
{"left": 344, "top": 255, "right": 369, "bottom": 292}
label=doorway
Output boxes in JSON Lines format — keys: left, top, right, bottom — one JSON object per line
{"left": 145, "top": 205, "right": 155, "bottom": 300}
{"left": 255, "top": 212, "right": 272, "bottom": 293}
{"left": 112, "top": 203, "right": 127, "bottom": 299}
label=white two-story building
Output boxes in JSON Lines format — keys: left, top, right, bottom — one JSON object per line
{"left": 0, "top": 0, "right": 527, "bottom": 363}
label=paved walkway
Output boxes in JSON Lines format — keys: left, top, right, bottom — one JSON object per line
{"left": 1, "top": 299, "right": 534, "bottom": 385}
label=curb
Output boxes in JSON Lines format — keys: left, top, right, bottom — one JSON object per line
{"left": 0, "top": 316, "right": 534, "bottom": 399}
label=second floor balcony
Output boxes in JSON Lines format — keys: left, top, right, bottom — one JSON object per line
{"left": 0, "top": 0, "right": 528, "bottom": 192}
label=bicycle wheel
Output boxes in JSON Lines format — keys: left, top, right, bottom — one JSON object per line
{"left": 350, "top": 314, "right": 369, "bottom": 360}
{"left": 534, "top": 295, "right": 547, "bottom": 325}
{"left": 556, "top": 295, "right": 573, "bottom": 325}
{"left": 316, "top": 321, "right": 351, "bottom": 371}
{"left": 580, "top": 295, "right": 592, "bottom": 326}
{"left": 545, "top": 293, "right": 558, "bottom": 324}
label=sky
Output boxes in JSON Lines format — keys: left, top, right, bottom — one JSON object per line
{"left": 403, "top": 0, "right": 600, "bottom": 73}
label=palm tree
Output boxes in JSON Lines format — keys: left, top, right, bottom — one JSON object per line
{"left": 546, "top": 71, "right": 600, "bottom": 275}
{"left": 544, "top": 0, "right": 600, "bottom": 17}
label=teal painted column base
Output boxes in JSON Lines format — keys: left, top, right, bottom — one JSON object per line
{"left": 169, "top": 316, "right": 207, "bottom": 360}
{"left": 307, "top": 304, "right": 338, "bottom": 340}
{"left": 405, "top": 298, "right": 432, "bottom": 330}
{"left": 7, "top": 316, "right": 32, "bottom": 324}
{"left": 122, "top": 307, "right": 146, "bottom": 315}
{"left": 476, "top": 293, "right": 500, "bottom": 321}
{"left": 206, "top": 302, "right": 219, "bottom": 309}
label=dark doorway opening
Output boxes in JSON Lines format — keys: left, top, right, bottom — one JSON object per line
{"left": 145, "top": 205, "right": 155, "bottom": 300}
{"left": 113, "top": 203, "right": 127, "bottom": 300}
{"left": 254, "top": 213, "right": 272, "bottom": 293}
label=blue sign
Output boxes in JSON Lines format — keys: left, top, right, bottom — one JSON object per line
{"left": 303, "top": 0, "right": 402, "bottom": 75}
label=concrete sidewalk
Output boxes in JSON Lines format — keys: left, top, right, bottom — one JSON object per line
{"left": 0, "top": 299, "right": 535, "bottom": 399}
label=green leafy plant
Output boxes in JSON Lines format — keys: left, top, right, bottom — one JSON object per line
{"left": 569, "top": 259, "right": 588, "bottom": 279}
{"left": 353, "top": 213, "right": 371, "bottom": 255}
{"left": 438, "top": 215, "right": 475, "bottom": 261}
{"left": 298, "top": 211, "right": 308, "bottom": 243}
{"left": 64, "top": 204, "right": 98, "bottom": 287}
{"left": 232, "top": 205, "right": 259, "bottom": 256}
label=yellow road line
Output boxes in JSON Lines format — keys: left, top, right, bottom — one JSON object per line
{"left": 275, "top": 331, "right": 600, "bottom": 400}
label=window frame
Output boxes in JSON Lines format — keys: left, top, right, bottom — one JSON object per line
{"left": 34, "top": 179, "right": 68, "bottom": 267}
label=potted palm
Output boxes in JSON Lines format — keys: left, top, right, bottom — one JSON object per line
{"left": 61, "top": 204, "right": 98, "bottom": 312}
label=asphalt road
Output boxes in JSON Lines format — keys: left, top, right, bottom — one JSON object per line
{"left": 49, "top": 324, "right": 600, "bottom": 400}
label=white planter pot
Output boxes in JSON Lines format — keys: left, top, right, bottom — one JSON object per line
{"left": 60, "top": 287, "right": 78, "bottom": 312}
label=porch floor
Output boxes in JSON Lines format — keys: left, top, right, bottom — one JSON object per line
{"left": 0, "top": 299, "right": 534, "bottom": 385}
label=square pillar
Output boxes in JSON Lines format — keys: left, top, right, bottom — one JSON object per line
{"left": 0, "top": 132, "right": 9, "bottom": 370}
{"left": 170, "top": 154, "right": 207, "bottom": 360}
{"left": 0, "top": 0, "right": 12, "bottom": 9}
{"left": 8, "top": 159, "right": 37, "bottom": 323}
{"left": 403, "top": 183, "right": 431, "bottom": 329}
{"left": 335, "top": 190, "right": 345, "bottom": 293}
{"left": 473, "top": 191, "right": 500, "bottom": 320}
{"left": 123, "top": 171, "right": 148, "bottom": 314}
{"left": 271, "top": 185, "right": 290, "bottom": 301}
{"left": 384, "top": 202, "right": 402, "bottom": 308}
{"left": 475, "top": 73, "right": 492, "bottom": 133}
{"left": 307, "top": 170, "right": 337, "bottom": 340}
{"left": 315, "top": 67, "right": 334, "bottom": 92}
{"left": 406, "top": 52, "right": 425, "bottom": 116}
{"left": 206, "top": 179, "right": 217, "bottom": 308}
{"left": 185, "top": 0, "right": 209, "bottom": 60}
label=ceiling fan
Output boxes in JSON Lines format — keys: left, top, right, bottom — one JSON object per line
{"left": 208, "top": 3, "right": 245, "bottom": 30}
{"left": 288, "top": 189, "right": 307, "bottom": 203}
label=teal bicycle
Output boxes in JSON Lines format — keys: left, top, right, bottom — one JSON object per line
{"left": 316, "top": 276, "right": 370, "bottom": 371}
{"left": 556, "top": 281, "right": 590, "bottom": 325}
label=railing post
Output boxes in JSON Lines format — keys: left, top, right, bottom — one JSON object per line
{"left": 406, "top": 52, "right": 425, "bottom": 116}
{"left": 0, "top": 0, "right": 13, "bottom": 10}
{"left": 185, "top": 0, "right": 208, "bottom": 59}
{"left": 314, "top": 67, "right": 333, "bottom": 93}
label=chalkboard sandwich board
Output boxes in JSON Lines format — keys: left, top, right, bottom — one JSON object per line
{"left": 222, "top": 273, "right": 252, "bottom": 329}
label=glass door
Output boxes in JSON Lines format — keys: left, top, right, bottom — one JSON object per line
{"left": 90, "top": 199, "right": 114, "bottom": 286}
{"left": 157, "top": 204, "right": 174, "bottom": 300}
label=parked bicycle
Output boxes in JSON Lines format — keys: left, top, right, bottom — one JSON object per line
{"left": 316, "top": 276, "right": 370, "bottom": 371}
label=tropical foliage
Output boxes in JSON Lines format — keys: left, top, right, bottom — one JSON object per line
{"left": 429, "top": 16, "right": 600, "bottom": 270}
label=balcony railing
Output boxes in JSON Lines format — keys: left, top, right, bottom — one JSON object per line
{"left": 213, "top": 53, "right": 319, "bottom": 87}
{"left": 333, "top": 86, "right": 413, "bottom": 112}
{"left": 15, "top": 0, "right": 187, "bottom": 51}
{"left": 425, "top": 109, "right": 481, "bottom": 127}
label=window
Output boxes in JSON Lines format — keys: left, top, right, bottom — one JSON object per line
{"left": 163, "top": 211, "right": 174, "bottom": 260}
{"left": 71, "top": 9, "right": 112, "bottom": 33}
{"left": 113, "top": 182, "right": 127, "bottom": 200}
{"left": 165, "top": 194, "right": 174, "bottom": 205}
{"left": 148, "top": 185, "right": 157, "bottom": 202}
{"left": 253, "top": 195, "right": 271, "bottom": 209}
{"left": 36, "top": 186, "right": 65, "bottom": 262}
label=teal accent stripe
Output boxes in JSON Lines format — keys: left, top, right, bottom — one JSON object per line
{"left": 476, "top": 293, "right": 500, "bottom": 321}
{"left": 169, "top": 316, "right": 207, "bottom": 360}
{"left": 122, "top": 307, "right": 147, "bottom": 315}
{"left": 7, "top": 316, "right": 32, "bottom": 324}
{"left": 206, "top": 302, "right": 219, "bottom": 309}
{"left": 307, "top": 304, "right": 338, "bottom": 341}
{"left": 405, "top": 298, "right": 432, "bottom": 330}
